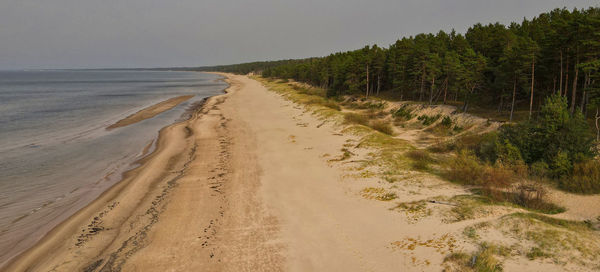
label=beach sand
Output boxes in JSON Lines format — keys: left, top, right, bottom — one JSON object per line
{"left": 5, "top": 73, "right": 404, "bottom": 271}
{"left": 5, "top": 74, "right": 595, "bottom": 271}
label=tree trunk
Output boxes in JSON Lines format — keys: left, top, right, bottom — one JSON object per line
{"left": 559, "top": 50, "right": 563, "bottom": 96}
{"left": 564, "top": 53, "right": 569, "bottom": 98}
{"left": 581, "top": 72, "right": 588, "bottom": 114}
{"left": 510, "top": 75, "right": 517, "bottom": 122}
{"left": 529, "top": 56, "right": 535, "bottom": 119}
{"left": 419, "top": 64, "right": 425, "bottom": 101}
{"left": 376, "top": 74, "right": 381, "bottom": 95}
{"left": 596, "top": 107, "right": 600, "bottom": 141}
{"left": 366, "top": 64, "right": 369, "bottom": 98}
{"left": 462, "top": 86, "right": 475, "bottom": 113}
{"left": 498, "top": 90, "right": 504, "bottom": 113}
{"left": 429, "top": 76, "right": 435, "bottom": 105}
{"left": 570, "top": 51, "right": 579, "bottom": 114}
{"left": 443, "top": 76, "right": 448, "bottom": 104}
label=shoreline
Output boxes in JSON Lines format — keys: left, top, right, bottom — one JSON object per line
{"left": 1, "top": 74, "right": 230, "bottom": 271}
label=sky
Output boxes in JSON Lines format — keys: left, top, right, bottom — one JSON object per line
{"left": 0, "top": 0, "right": 598, "bottom": 69}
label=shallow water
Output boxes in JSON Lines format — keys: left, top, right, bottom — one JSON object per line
{"left": 0, "top": 70, "right": 226, "bottom": 265}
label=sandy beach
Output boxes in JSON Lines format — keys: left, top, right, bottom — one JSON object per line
{"left": 4, "top": 73, "right": 395, "bottom": 271}
{"left": 3, "top": 73, "right": 598, "bottom": 272}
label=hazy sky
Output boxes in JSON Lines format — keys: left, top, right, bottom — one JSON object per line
{"left": 0, "top": 0, "right": 597, "bottom": 69}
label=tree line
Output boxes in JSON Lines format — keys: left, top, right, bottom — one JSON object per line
{"left": 200, "top": 7, "right": 600, "bottom": 122}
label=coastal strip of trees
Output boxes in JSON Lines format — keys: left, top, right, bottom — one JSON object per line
{"left": 198, "top": 8, "right": 600, "bottom": 122}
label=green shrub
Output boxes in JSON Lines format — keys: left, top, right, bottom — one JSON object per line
{"left": 550, "top": 150, "right": 571, "bottom": 178}
{"left": 441, "top": 116, "right": 453, "bottom": 127}
{"left": 447, "top": 132, "right": 498, "bottom": 163}
{"left": 369, "top": 120, "right": 394, "bottom": 135}
{"left": 529, "top": 161, "right": 549, "bottom": 178}
{"left": 499, "top": 95, "right": 595, "bottom": 173}
{"left": 495, "top": 140, "right": 523, "bottom": 165}
{"left": 391, "top": 105, "right": 413, "bottom": 120}
{"left": 445, "top": 150, "right": 484, "bottom": 185}
{"left": 561, "top": 160, "right": 600, "bottom": 194}
{"left": 344, "top": 113, "right": 369, "bottom": 126}
{"left": 418, "top": 114, "right": 442, "bottom": 126}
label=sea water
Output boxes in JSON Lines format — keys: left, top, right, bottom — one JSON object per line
{"left": 0, "top": 70, "right": 226, "bottom": 265}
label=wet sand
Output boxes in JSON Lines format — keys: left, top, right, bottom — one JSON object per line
{"left": 107, "top": 95, "right": 194, "bottom": 130}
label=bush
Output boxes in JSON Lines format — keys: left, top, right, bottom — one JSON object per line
{"left": 481, "top": 166, "right": 515, "bottom": 200}
{"left": 499, "top": 95, "right": 595, "bottom": 174}
{"left": 529, "top": 161, "right": 549, "bottom": 178}
{"left": 445, "top": 132, "right": 498, "bottom": 163}
{"left": 561, "top": 160, "right": 600, "bottom": 194}
{"left": 495, "top": 140, "right": 523, "bottom": 165}
{"left": 511, "top": 183, "right": 565, "bottom": 213}
{"left": 445, "top": 150, "right": 484, "bottom": 185}
{"left": 550, "top": 150, "right": 571, "bottom": 178}
{"left": 344, "top": 113, "right": 368, "bottom": 126}
{"left": 369, "top": 120, "right": 394, "bottom": 135}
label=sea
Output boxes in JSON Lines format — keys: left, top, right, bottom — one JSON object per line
{"left": 0, "top": 70, "right": 227, "bottom": 266}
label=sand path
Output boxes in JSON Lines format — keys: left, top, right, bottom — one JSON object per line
{"left": 3, "top": 74, "right": 455, "bottom": 271}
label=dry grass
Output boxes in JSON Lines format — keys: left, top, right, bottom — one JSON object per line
{"left": 498, "top": 212, "right": 600, "bottom": 267}
{"left": 253, "top": 76, "right": 344, "bottom": 122}
{"left": 406, "top": 149, "right": 434, "bottom": 171}
{"left": 360, "top": 187, "right": 397, "bottom": 201}
{"left": 344, "top": 112, "right": 369, "bottom": 126}
{"left": 443, "top": 242, "right": 507, "bottom": 272}
{"left": 368, "top": 120, "right": 394, "bottom": 135}
{"left": 392, "top": 200, "right": 432, "bottom": 223}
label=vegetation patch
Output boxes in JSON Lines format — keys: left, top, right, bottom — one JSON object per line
{"left": 360, "top": 187, "right": 397, "bottom": 201}
{"left": 390, "top": 233, "right": 458, "bottom": 254}
{"left": 406, "top": 149, "right": 435, "bottom": 171}
{"left": 391, "top": 104, "right": 414, "bottom": 121}
{"left": 392, "top": 200, "right": 432, "bottom": 223}
{"left": 498, "top": 212, "right": 600, "bottom": 266}
{"left": 368, "top": 120, "right": 394, "bottom": 135}
{"left": 344, "top": 112, "right": 369, "bottom": 126}
{"left": 254, "top": 76, "right": 345, "bottom": 122}
{"left": 418, "top": 114, "right": 442, "bottom": 126}
{"left": 443, "top": 242, "right": 508, "bottom": 272}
